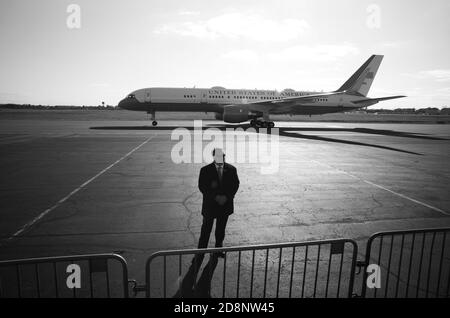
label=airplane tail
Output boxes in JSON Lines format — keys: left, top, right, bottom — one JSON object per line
{"left": 337, "top": 55, "right": 384, "bottom": 97}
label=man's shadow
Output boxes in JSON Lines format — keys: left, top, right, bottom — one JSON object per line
{"left": 173, "top": 253, "right": 220, "bottom": 298}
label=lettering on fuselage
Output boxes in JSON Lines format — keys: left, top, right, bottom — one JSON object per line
{"left": 206, "top": 89, "right": 312, "bottom": 97}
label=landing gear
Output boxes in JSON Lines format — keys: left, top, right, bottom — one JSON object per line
{"left": 250, "top": 119, "right": 275, "bottom": 128}
{"left": 148, "top": 110, "right": 157, "bottom": 126}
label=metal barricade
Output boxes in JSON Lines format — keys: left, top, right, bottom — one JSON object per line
{"left": 1, "top": 227, "right": 448, "bottom": 298}
{"left": 0, "top": 253, "right": 129, "bottom": 298}
{"left": 361, "top": 227, "right": 450, "bottom": 298}
{"left": 145, "top": 239, "right": 358, "bottom": 298}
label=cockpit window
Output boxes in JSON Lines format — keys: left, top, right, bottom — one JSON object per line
{"left": 127, "top": 94, "right": 135, "bottom": 99}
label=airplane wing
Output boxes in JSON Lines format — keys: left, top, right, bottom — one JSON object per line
{"left": 241, "top": 91, "right": 346, "bottom": 113}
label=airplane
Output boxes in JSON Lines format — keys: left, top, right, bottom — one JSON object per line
{"left": 118, "top": 55, "right": 405, "bottom": 128}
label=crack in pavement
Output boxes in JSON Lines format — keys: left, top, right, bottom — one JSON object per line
{"left": 182, "top": 190, "right": 199, "bottom": 246}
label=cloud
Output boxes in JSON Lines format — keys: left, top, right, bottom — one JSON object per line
{"left": 437, "top": 87, "right": 450, "bottom": 93}
{"left": 154, "top": 12, "right": 310, "bottom": 42}
{"left": 89, "top": 83, "right": 110, "bottom": 88}
{"left": 220, "top": 49, "right": 260, "bottom": 63}
{"left": 380, "top": 41, "right": 406, "bottom": 48}
{"left": 178, "top": 11, "right": 200, "bottom": 16}
{"left": 221, "top": 43, "right": 360, "bottom": 64}
{"left": 267, "top": 43, "right": 360, "bottom": 62}
{"left": 417, "top": 70, "right": 450, "bottom": 82}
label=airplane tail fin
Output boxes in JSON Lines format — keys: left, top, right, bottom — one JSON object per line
{"left": 337, "top": 55, "right": 384, "bottom": 97}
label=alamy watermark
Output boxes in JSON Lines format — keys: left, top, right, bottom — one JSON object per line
{"left": 170, "top": 120, "right": 280, "bottom": 174}
{"left": 366, "top": 264, "right": 381, "bottom": 289}
{"left": 66, "top": 264, "right": 81, "bottom": 289}
{"left": 66, "top": 4, "right": 81, "bottom": 29}
{"left": 366, "top": 4, "right": 382, "bottom": 29}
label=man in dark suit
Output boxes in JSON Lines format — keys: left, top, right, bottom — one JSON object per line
{"left": 197, "top": 148, "right": 239, "bottom": 255}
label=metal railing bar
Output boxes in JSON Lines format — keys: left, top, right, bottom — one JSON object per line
{"left": 325, "top": 245, "right": 332, "bottom": 298}
{"left": 301, "top": 246, "right": 308, "bottom": 298}
{"left": 436, "top": 232, "right": 446, "bottom": 297}
{"left": 425, "top": 232, "right": 436, "bottom": 298}
{"left": 289, "top": 247, "right": 296, "bottom": 298}
{"left": 249, "top": 250, "right": 255, "bottom": 298}
{"left": 263, "top": 249, "right": 268, "bottom": 298}
{"left": 395, "top": 234, "right": 405, "bottom": 298}
{"left": 405, "top": 233, "right": 416, "bottom": 297}
{"left": 222, "top": 253, "right": 227, "bottom": 298}
{"left": 313, "top": 244, "right": 321, "bottom": 298}
{"left": 35, "top": 263, "right": 41, "bottom": 298}
{"left": 384, "top": 236, "right": 394, "bottom": 298}
{"left": 415, "top": 233, "right": 426, "bottom": 298}
{"left": 236, "top": 251, "right": 241, "bottom": 298}
{"left": 276, "top": 248, "right": 282, "bottom": 298}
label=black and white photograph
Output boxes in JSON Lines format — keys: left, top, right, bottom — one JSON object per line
{"left": 0, "top": 0, "right": 449, "bottom": 307}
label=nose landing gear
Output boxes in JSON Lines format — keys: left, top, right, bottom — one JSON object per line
{"left": 148, "top": 110, "right": 158, "bottom": 126}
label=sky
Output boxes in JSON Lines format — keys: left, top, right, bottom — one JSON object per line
{"left": 0, "top": 0, "right": 449, "bottom": 109}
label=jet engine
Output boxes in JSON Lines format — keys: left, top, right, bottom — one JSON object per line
{"left": 222, "top": 106, "right": 250, "bottom": 123}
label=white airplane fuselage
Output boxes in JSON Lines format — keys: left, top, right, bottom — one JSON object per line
{"left": 118, "top": 55, "right": 404, "bottom": 125}
{"left": 119, "top": 87, "right": 374, "bottom": 114}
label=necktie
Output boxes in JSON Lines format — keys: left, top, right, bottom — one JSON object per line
{"left": 218, "top": 166, "right": 223, "bottom": 182}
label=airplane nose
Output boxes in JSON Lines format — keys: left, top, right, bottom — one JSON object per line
{"left": 118, "top": 95, "right": 139, "bottom": 110}
{"left": 118, "top": 98, "right": 128, "bottom": 109}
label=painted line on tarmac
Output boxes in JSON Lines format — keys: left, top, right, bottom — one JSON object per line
{"left": 285, "top": 148, "right": 450, "bottom": 217}
{"left": 1, "top": 135, "right": 155, "bottom": 245}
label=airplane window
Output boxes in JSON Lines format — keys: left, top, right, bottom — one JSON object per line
{"left": 127, "top": 94, "right": 135, "bottom": 98}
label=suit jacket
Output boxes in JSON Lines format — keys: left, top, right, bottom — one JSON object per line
{"left": 198, "top": 162, "right": 240, "bottom": 218}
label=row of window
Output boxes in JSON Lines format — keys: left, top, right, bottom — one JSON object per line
{"left": 207, "top": 95, "right": 279, "bottom": 100}
{"left": 181, "top": 94, "right": 327, "bottom": 101}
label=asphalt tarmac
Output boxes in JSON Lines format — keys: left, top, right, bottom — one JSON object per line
{"left": 1, "top": 114, "right": 449, "bottom": 297}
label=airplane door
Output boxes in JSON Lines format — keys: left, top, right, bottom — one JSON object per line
{"left": 200, "top": 90, "right": 207, "bottom": 103}
{"left": 145, "top": 89, "right": 151, "bottom": 103}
